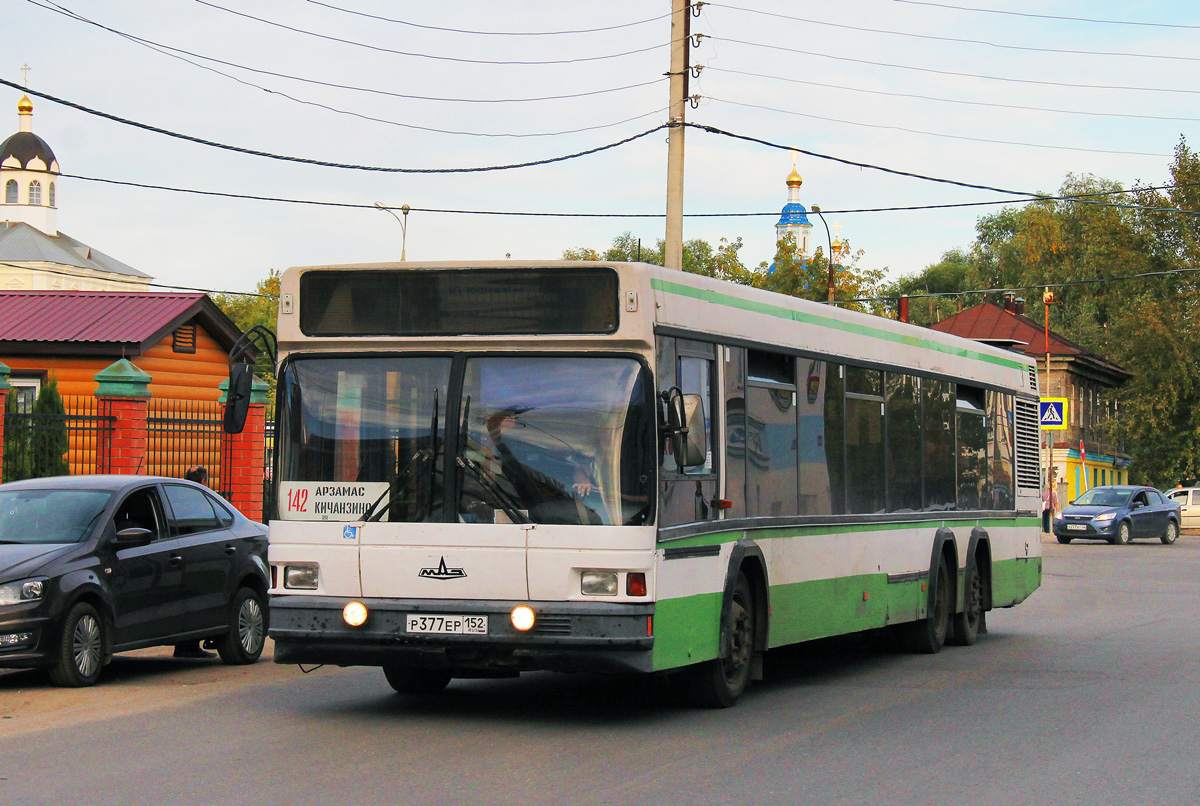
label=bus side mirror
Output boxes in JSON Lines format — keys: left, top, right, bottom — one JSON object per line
{"left": 664, "top": 388, "right": 707, "bottom": 472}
{"left": 223, "top": 362, "right": 254, "bottom": 434}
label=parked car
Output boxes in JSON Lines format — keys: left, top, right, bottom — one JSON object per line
{"left": 1164, "top": 487, "right": 1200, "bottom": 530}
{"left": 0, "top": 475, "right": 269, "bottom": 686}
{"left": 1054, "top": 485, "right": 1181, "bottom": 546}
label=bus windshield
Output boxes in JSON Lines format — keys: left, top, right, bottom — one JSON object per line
{"left": 277, "top": 355, "right": 654, "bottom": 526}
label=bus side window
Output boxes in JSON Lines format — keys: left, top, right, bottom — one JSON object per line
{"left": 657, "top": 337, "right": 718, "bottom": 526}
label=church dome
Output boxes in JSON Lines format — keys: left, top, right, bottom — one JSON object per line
{"left": 776, "top": 202, "right": 811, "bottom": 228}
{"left": 0, "top": 130, "right": 58, "bottom": 172}
{"left": 786, "top": 167, "right": 803, "bottom": 188}
{"left": 17, "top": 94, "right": 33, "bottom": 114}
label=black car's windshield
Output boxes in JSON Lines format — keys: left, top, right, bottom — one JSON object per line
{"left": 0, "top": 489, "right": 112, "bottom": 544}
{"left": 1075, "top": 488, "right": 1132, "bottom": 508}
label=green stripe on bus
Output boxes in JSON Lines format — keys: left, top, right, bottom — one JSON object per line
{"left": 651, "top": 277, "right": 1028, "bottom": 371}
{"left": 650, "top": 555, "right": 1042, "bottom": 672}
{"left": 661, "top": 517, "right": 1041, "bottom": 550}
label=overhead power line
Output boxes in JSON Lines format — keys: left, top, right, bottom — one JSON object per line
{"left": 0, "top": 78, "right": 669, "bottom": 173}
{"left": 844, "top": 267, "right": 1200, "bottom": 307}
{"left": 193, "top": 0, "right": 669, "bottom": 66}
{"left": 28, "top": 0, "right": 666, "bottom": 138}
{"left": 0, "top": 261, "right": 274, "bottom": 298}
{"left": 6, "top": 77, "right": 1192, "bottom": 214}
{"left": 705, "top": 2, "right": 1200, "bottom": 62}
{"left": 60, "top": 172, "right": 1200, "bottom": 220}
{"left": 708, "top": 35, "right": 1200, "bottom": 95}
{"left": 706, "top": 67, "right": 1200, "bottom": 123}
{"left": 304, "top": 0, "right": 672, "bottom": 36}
{"left": 705, "top": 97, "right": 1170, "bottom": 158}
{"left": 891, "top": 0, "right": 1200, "bottom": 30}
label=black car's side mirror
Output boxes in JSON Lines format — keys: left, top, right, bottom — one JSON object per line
{"left": 113, "top": 527, "right": 153, "bottom": 548}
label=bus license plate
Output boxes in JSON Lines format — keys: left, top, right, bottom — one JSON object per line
{"left": 1067, "top": 524, "right": 1087, "bottom": 531}
{"left": 405, "top": 614, "right": 488, "bottom": 635}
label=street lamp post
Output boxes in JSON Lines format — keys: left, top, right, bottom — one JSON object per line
{"left": 375, "top": 202, "right": 411, "bottom": 260}
{"left": 811, "top": 205, "right": 835, "bottom": 302}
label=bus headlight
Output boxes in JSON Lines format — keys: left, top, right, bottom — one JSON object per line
{"left": 511, "top": 606, "right": 535, "bottom": 631}
{"left": 284, "top": 565, "right": 319, "bottom": 590}
{"left": 581, "top": 571, "right": 618, "bottom": 596}
{"left": 343, "top": 601, "right": 369, "bottom": 627}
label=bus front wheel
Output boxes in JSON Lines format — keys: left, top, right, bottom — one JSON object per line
{"left": 689, "top": 572, "right": 755, "bottom": 708}
{"left": 383, "top": 665, "right": 452, "bottom": 695}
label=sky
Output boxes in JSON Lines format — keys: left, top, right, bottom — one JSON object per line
{"left": 5, "top": 0, "right": 1199, "bottom": 296}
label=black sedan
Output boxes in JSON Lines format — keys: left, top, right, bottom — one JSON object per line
{"left": 1053, "top": 485, "right": 1181, "bottom": 546}
{"left": 0, "top": 475, "right": 269, "bottom": 686}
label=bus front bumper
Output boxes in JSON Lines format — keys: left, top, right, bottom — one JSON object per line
{"left": 270, "top": 595, "right": 655, "bottom": 674}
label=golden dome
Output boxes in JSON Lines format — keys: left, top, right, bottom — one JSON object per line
{"left": 17, "top": 94, "right": 33, "bottom": 114}
{"left": 786, "top": 167, "right": 803, "bottom": 188}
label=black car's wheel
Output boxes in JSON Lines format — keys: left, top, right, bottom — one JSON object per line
{"left": 49, "top": 602, "right": 105, "bottom": 687}
{"left": 1111, "top": 521, "right": 1132, "bottom": 545}
{"left": 1162, "top": 520, "right": 1179, "bottom": 545}
{"left": 1056, "top": 534, "right": 1073, "bottom": 545}
{"left": 903, "top": 555, "right": 950, "bottom": 654}
{"left": 383, "top": 665, "right": 453, "bottom": 694}
{"left": 688, "top": 572, "right": 756, "bottom": 708}
{"left": 216, "top": 587, "right": 266, "bottom": 665}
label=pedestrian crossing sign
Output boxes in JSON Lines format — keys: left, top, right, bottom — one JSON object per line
{"left": 1039, "top": 398, "right": 1067, "bottom": 430}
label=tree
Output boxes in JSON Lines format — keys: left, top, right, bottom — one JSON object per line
{"left": 29, "top": 377, "right": 69, "bottom": 478}
{"left": 754, "top": 235, "right": 885, "bottom": 313}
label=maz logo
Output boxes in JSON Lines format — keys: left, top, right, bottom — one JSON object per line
{"left": 418, "top": 557, "right": 467, "bottom": 580}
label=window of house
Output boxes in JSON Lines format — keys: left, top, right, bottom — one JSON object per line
{"left": 5, "top": 179, "right": 16, "bottom": 204}
{"left": 28, "top": 181, "right": 41, "bottom": 206}
{"left": 7, "top": 378, "right": 40, "bottom": 413}
{"left": 48, "top": 182, "right": 55, "bottom": 207}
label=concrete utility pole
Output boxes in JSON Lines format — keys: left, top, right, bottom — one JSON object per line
{"left": 664, "top": 0, "right": 690, "bottom": 271}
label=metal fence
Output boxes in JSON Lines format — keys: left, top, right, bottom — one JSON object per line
{"left": 146, "top": 398, "right": 228, "bottom": 491}
{"left": 1, "top": 396, "right": 114, "bottom": 483}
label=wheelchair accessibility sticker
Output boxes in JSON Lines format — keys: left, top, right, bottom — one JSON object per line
{"left": 343, "top": 525, "right": 359, "bottom": 540}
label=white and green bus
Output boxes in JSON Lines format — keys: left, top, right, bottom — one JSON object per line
{"left": 262, "top": 260, "right": 1042, "bottom": 706}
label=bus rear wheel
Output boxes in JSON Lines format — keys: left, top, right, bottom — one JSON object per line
{"left": 949, "top": 559, "right": 984, "bottom": 646}
{"left": 383, "top": 665, "right": 452, "bottom": 695}
{"left": 689, "top": 572, "right": 755, "bottom": 708}
{"left": 903, "top": 556, "right": 950, "bottom": 654}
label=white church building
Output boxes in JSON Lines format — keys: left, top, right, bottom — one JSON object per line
{"left": 1, "top": 91, "right": 151, "bottom": 291}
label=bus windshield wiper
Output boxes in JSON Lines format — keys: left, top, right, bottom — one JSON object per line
{"left": 456, "top": 454, "right": 530, "bottom": 524}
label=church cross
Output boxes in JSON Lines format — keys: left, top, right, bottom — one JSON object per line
{"left": 20, "top": 63, "right": 31, "bottom": 87}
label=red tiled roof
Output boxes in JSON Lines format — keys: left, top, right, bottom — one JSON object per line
{"left": 0, "top": 291, "right": 207, "bottom": 343}
{"left": 930, "top": 301, "right": 1084, "bottom": 356}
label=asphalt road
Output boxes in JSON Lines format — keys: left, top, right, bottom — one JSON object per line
{"left": 3, "top": 533, "right": 1200, "bottom": 806}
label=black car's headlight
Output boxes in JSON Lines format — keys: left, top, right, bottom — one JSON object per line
{"left": 0, "top": 578, "right": 46, "bottom": 606}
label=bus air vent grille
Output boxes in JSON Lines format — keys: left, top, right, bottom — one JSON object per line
{"left": 533, "top": 615, "right": 572, "bottom": 636}
{"left": 1014, "top": 399, "right": 1042, "bottom": 491}
{"left": 1028, "top": 366, "right": 1039, "bottom": 393}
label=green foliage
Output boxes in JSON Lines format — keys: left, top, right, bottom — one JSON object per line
{"left": 2, "top": 393, "right": 31, "bottom": 482}
{"left": 881, "top": 145, "right": 1200, "bottom": 488}
{"left": 563, "top": 231, "right": 882, "bottom": 306}
{"left": 3, "top": 379, "right": 69, "bottom": 482}
{"left": 30, "top": 378, "right": 68, "bottom": 478}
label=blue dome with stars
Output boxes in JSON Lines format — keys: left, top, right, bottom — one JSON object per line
{"left": 776, "top": 202, "right": 811, "bottom": 228}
